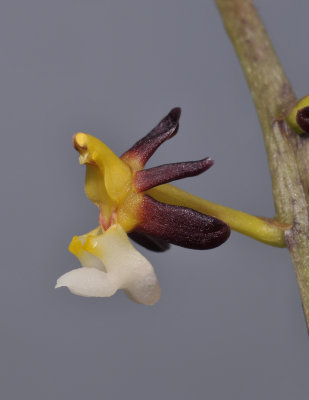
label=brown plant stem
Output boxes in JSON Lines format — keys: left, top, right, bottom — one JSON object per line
{"left": 215, "top": 0, "right": 309, "bottom": 329}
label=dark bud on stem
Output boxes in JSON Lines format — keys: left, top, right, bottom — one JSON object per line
{"left": 296, "top": 106, "right": 309, "bottom": 134}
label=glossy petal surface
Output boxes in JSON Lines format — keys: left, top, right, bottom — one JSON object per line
{"left": 138, "top": 195, "right": 230, "bottom": 250}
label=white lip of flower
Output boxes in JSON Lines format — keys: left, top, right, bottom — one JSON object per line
{"left": 55, "top": 224, "right": 161, "bottom": 305}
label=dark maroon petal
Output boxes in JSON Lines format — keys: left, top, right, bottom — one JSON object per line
{"left": 138, "top": 195, "right": 230, "bottom": 250}
{"left": 129, "top": 231, "right": 170, "bottom": 252}
{"left": 134, "top": 158, "right": 214, "bottom": 192}
{"left": 121, "top": 108, "right": 181, "bottom": 168}
{"left": 296, "top": 106, "right": 309, "bottom": 134}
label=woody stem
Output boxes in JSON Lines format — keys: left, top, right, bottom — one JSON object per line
{"left": 215, "top": 0, "right": 309, "bottom": 330}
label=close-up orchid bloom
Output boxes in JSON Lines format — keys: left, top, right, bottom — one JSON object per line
{"left": 55, "top": 108, "right": 231, "bottom": 304}
{"left": 3, "top": 2, "right": 309, "bottom": 399}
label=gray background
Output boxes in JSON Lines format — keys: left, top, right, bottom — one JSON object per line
{"left": 1, "top": 0, "right": 309, "bottom": 399}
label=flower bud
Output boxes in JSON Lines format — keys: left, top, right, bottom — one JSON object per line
{"left": 286, "top": 96, "right": 309, "bottom": 134}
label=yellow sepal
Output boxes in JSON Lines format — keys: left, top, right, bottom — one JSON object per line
{"left": 74, "top": 132, "right": 132, "bottom": 204}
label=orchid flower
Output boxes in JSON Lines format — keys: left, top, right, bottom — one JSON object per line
{"left": 55, "top": 108, "right": 230, "bottom": 304}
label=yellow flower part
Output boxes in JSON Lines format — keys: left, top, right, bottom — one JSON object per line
{"left": 71, "top": 108, "right": 231, "bottom": 251}
{"left": 73, "top": 132, "right": 143, "bottom": 233}
{"left": 56, "top": 107, "right": 287, "bottom": 305}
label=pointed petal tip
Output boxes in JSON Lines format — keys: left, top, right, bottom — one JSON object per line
{"left": 169, "top": 107, "right": 181, "bottom": 121}
{"left": 55, "top": 274, "right": 69, "bottom": 289}
{"left": 204, "top": 157, "right": 214, "bottom": 167}
{"left": 121, "top": 108, "right": 182, "bottom": 169}
{"left": 72, "top": 132, "right": 88, "bottom": 151}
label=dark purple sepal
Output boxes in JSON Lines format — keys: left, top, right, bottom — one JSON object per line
{"left": 134, "top": 158, "right": 214, "bottom": 192}
{"left": 129, "top": 231, "right": 171, "bottom": 252}
{"left": 138, "top": 195, "right": 230, "bottom": 250}
{"left": 121, "top": 107, "right": 181, "bottom": 168}
{"left": 296, "top": 106, "right": 309, "bottom": 134}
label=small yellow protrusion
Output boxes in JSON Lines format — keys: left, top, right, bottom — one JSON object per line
{"left": 74, "top": 132, "right": 88, "bottom": 149}
{"left": 84, "top": 236, "right": 101, "bottom": 258}
{"left": 68, "top": 227, "right": 103, "bottom": 256}
{"left": 68, "top": 236, "right": 84, "bottom": 256}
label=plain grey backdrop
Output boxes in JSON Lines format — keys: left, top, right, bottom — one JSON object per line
{"left": 1, "top": 0, "right": 309, "bottom": 399}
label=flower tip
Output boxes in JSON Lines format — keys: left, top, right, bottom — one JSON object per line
{"left": 68, "top": 235, "right": 83, "bottom": 256}
{"left": 54, "top": 274, "right": 70, "bottom": 290}
{"left": 121, "top": 107, "right": 182, "bottom": 169}
{"left": 204, "top": 157, "right": 214, "bottom": 168}
{"left": 169, "top": 107, "right": 182, "bottom": 121}
{"left": 73, "top": 132, "right": 88, "bottom": 151}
